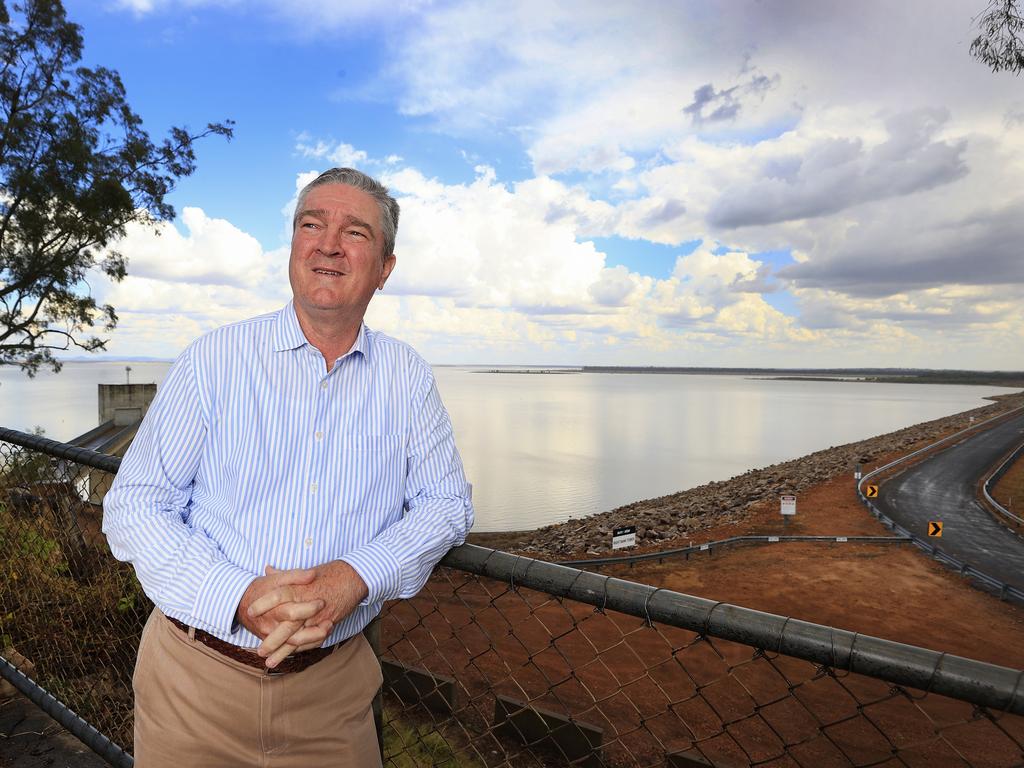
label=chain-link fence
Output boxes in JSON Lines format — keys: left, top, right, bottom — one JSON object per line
{"left": 2, "top": 427, "right": 1023, "bottom": 767}
{"left": 0, "top": 430, "right": 145, "bottom": 758}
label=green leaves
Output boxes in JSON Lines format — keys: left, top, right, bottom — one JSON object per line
{"left": 971, "top": 0, "right": 1024, "bottom": 75}
{"left": 0, "top": 0, "right": 234, "bottom": 375}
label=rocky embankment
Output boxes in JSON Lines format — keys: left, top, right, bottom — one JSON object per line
{"left": 470, "top": 391, "right": 1024, "bottom": 559}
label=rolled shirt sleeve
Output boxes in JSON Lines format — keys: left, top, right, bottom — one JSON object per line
{"left": 342, "top": 375, "right": 474, "bottom": 604}
{"left": 102, "top": 348, "right": 255, "bottom": 635}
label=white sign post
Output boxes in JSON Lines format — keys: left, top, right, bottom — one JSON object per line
{"left": 612, "top": 525, "right": 637, "bottom": 550}
{"left": 780, "top": 494, "right": 796, "bottom": 529}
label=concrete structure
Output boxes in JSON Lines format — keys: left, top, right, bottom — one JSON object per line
{"left": 69, "top": 384, "right": 157, "bottom": 504}
{"left": 98, "top": 383, "right": 157, "bottom": 427}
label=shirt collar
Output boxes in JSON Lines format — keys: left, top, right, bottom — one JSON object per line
{"left": 348, "top": 322, "right": 371, "bottom": 360}
{"left": 272, "top": 301, "right": 307, "bottom": 352}
{"left": 272, "top": 301, "right": 371, "bottom": 361}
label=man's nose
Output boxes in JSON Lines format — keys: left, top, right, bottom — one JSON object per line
{"left": 316, "top": 226, "right": 345, "bottom": 255}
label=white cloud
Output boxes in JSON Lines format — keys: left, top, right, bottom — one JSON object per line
{"left": 114, "top": 208, "right": 270, "bottom": 289}
{"left": 97, "top": 1, "right": 1024, "bottom": 367}
{"left": 382, "top": 166, "right": 607, "bottom": 310}
{"left": 96, "top": 168, "right": 824, "bottom": 365}
{"left": 589, "top": 266, "right": 637, "bottom": 307}
{"left": 295, "top": 136, "right": 369, "bottom": 167}
{"left": 111, "top": 0, "right": 423, "bottom": 23}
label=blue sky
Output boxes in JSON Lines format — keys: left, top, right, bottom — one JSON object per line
{"left": 51, "top": 0, "right": 1024, "bottom": 368}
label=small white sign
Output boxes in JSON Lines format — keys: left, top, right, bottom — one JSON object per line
{"left": 854, "top": 471, "right": 862, "bottom": 480}
{"left": 768, "top": 536, "right": 779, "bottom": 543}
{"left": 780, "top": 495, "right": 797, "bottom": 516}
{"left": 700, "top": 543, "right": 709, "bottom": 551}
{"left": 836, "top": 536, "right": 848, "bottom": 543}
{"left": 612, "top": 525, "right": 636, "bottom": 550}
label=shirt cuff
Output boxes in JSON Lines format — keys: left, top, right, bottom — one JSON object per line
{"left": 191, "top": 559, "right": 257, "bottom": 635}
{"left": 341, "top": 541, "right": 403, "bottom": 605}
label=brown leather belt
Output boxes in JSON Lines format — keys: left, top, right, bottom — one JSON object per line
{"left": 167, "top": 616, "right": 341, "bottom": 675}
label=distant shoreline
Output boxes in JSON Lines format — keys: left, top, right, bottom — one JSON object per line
{"left": 475, "top": 369, "right": 580, "bottom": 375}
{"left": 476, "top": 366, "right": 1024, "bottom": 388}
{"left": 17, "top": 360, "right": 1024, "bottom": 388}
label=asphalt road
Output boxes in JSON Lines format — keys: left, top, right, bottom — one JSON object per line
{"left": 874, "top": 409, "right": 1024, "bottom": 592}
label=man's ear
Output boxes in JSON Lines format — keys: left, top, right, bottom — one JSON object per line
{"left": 379, "top": 253, "right": 397, "bottom": 290}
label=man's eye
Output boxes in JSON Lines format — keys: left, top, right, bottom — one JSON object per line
{"left": 301, "top": 222, "right": 319, "bottom": 230}
{"left": 346, "top": 230, "right": 367, "bottom": 239}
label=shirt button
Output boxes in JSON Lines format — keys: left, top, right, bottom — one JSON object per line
{"left": 309, "top": 482, "right": 318, "bottom": 493}
{"left": 315, "top": 431, "right": 323, "bottom": 441}
{"left": 320, "top": 380, "right": 328, "bottom": 390}
{"left": 304, "top": 537, "right": 313, "bottom": 548}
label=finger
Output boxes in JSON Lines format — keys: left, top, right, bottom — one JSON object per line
{"left": 257, "top": 619, "right": 302, "bottom": 658}
{"left": 248, "top": 587, "right": 296, "bottom": 618}
{"left": 271, "top": 599, "right": 325, "bottom": 623}
{"left": 265, "top": 642, "right": 297, "bottom": 669}
{"left": 293, "top": 623, "right": 333, "bottom": 652}
{"left": 283, "top": 622, "right": 330, "bottom": 649}
{"left": 270, "top": 566, "right": 317, "bottom": 586}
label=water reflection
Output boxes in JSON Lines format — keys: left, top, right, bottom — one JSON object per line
{"left": 1, "top": 363, "right": 1013, "bottom": 532}
{"left": 434, "top": 369, "right": 1013, "bottom": 532}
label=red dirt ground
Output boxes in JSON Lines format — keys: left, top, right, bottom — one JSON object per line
{"left": 600, "top": 469, "right": 1024, "bottom": 671}
{"left": 409, "top": 432, "right": 1024, "bottom": 766}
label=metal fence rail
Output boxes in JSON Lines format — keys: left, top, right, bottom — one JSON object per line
{"left": 0, "top": 655, "right": 133, "bottom": 768}
{"left": 559, "top": 535, "right": 911, "bottom": 568}
{"left": 2, "top": 427, "right": 1023, "bottom": 767}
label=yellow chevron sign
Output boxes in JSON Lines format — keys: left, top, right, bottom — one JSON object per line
{"left": 929, "top": 521, "right": 943, "bottom": 537}
{"left": 865, "top": 485, "right": 878, "bottom": 498}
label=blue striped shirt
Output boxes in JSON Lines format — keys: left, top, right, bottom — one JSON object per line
{"left": 102, "top": 302, "right": 474, "bottom": 649}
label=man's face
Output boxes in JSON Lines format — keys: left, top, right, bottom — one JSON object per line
{"left": 289, "top": 183, "right": 396, "bottom": 325}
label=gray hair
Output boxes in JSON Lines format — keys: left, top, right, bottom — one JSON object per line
{"left": 292, "top": 167, "right": 400, "bottom": 259}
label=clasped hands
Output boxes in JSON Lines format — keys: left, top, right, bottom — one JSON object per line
{"left": 236, "top": 559, "right": 369, "bottom": 669}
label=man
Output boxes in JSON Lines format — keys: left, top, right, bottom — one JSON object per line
{"left": 103, "top": 167, "right": 474, "bottom": 767}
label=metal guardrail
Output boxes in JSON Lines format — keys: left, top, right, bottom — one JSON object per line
{"left": 856, "top": 405, "right": 1024, "bottom": 604}
{"left": 0, "top": 427, "right": 124, "bottom": 472}
{"left": 558, "top": 534, "right": 911, "bottom": 567}
{"left": 3, "top": 426, "right": 1024, "bottom": 767}
{"left": 982, "top": 439, "right": 1024, "bottom": 526}
{"left": 858, "top": 404, "right": 1024, "bottom": 489}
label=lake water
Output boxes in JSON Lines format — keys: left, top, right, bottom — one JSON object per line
{"left": 0, "top": 362, "right": 1014, "bottom": 531}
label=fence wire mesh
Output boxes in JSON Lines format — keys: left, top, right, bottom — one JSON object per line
{"left": 1, "top": 433, "right": 1022, "bottom": 767}
{"left": 0, "top": 439, "right": 150, "bottom": 751}
{"left": 378, "top": 568, "right": 1024, "bottom": 768}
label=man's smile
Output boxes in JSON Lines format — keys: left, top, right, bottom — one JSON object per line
{"left": 312, "top": 267, "right": 345, "bottom": 276}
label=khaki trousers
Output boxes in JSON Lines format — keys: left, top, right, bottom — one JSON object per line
{"left": 132, "top": 609, "right": 383, "bottom": 768}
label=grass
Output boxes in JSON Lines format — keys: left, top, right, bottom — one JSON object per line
{"left": 0, "top": 464, "right": 150, "bottom": 751}
{"left": 383, "top": 705, "right": 484, "bottom": 768}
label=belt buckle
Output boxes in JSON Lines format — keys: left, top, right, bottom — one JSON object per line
{"left": 265, "top": 663, "right": 287, "bottom": 676}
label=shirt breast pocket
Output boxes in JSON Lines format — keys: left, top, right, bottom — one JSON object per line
{"left": 335, "top": 434, "right": 407, "bottom": 522}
